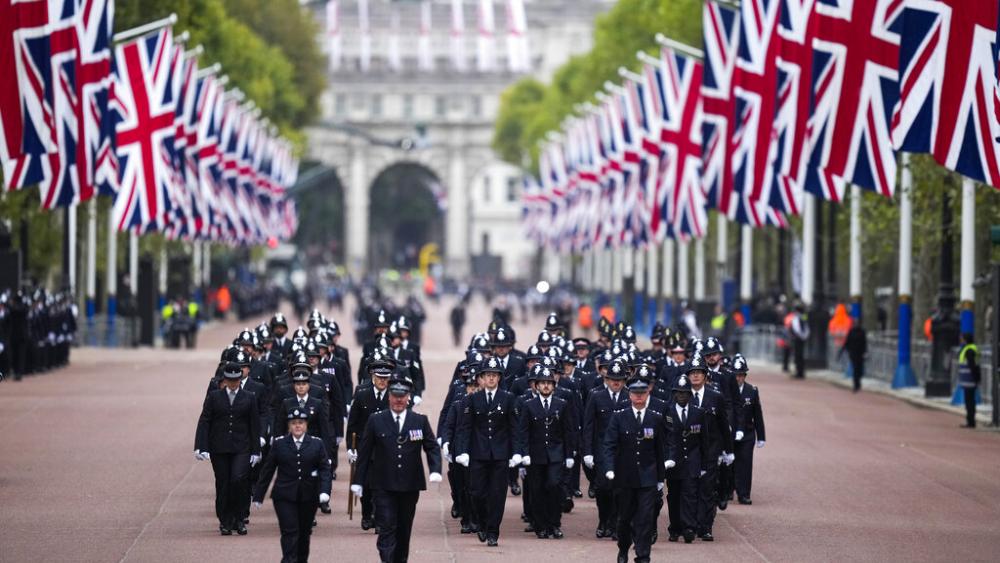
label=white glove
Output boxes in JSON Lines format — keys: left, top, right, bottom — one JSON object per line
{"left": 455, "top": 453, "right": 470, "bottom": 467}
{"left": 250, "top": 454, "right": 261, "bottom": 467}
{"left": 437, "top": 437, "right": 443, "bottom": 447}
{"left": 319, "top": 493, "right": 330, "bottom": 504}
{"left": 260, "top": 437, "right": 266, "bottom": 447}
{"left": 429, "top": 472, "right": 443, "bottom": 483}
{"left": 583, "top": 455, "right": 594, "bottom": 468}
{"left": 657, "top": 482, "right": 665, "bottom": 491}
{"left": 195, "top": 450, "right": 210, "bottom": 461}
{"left": 521, "top": 455, "right": 532, "bottom": 467}
{"left": 518, "top": 467, "right": 527, "bottom": 478}
{"left": 718, "top": 454, "right": 725, "bottom": 465}
{"left": 735, "top": 431, "right": 744, "bottom": 442}
{"left": 700, "top": 470, "right": 707, "bottom": 477}
{"left": 346, "top": 403, "right": 351, "bottom": 414}
{"left": 252, "top": 501, "right": 263, "bottom": 510}
{"left": 350, "top": 484, "right": 363, "bottom": 498}
{"left": 724, "top": 453, "right": 735, "bottom": 465}
{"left": 605, "top": 471, "right": 615, "bottom": 480}
{"left": 348, "top": 449, "right": 358, "bottom": 463}
{"left": 565, "top": 458, "right": 575, "bottom": 469}
{"left": 510, "top": 454, "right": 523, "bottom": 467}
{"left": 756, "top": 440, "right": 765, "bottom": 449}
{"left": 335, "top": 437, "right": 342, "bottom": 446}
{"left": 664, "top": 460, "right": 676, "bottom": 469}
{"left": 442, "top": 442, "right": 450, "bottom": 458}
{"left": 413, "top": 395, "right": 423, "bottom": 406}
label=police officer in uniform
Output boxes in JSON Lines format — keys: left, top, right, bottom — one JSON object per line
{"left": 351, "top": 377, "right": 442, "bottom": 563}
{"left": 583, "top": 359, "right": 630, "bottom": 539}
{"left": 687, "top": 352, "right": 733, "bottom": 541}
{"left": 195, "top": 362, "right": 262, "bottom": 535}
{"left": 453, "top": 356, "right": 518, "bottom": 547}
{"left": 252, "top": 406, "right": 332, "bottom": 563}
{"left": 347, "top": 355, "right": 394, "bottom": 530}
{"left": 602, "top": 378, "right": 666, "bottom": 563}
{"left": 663, "top": 369, "right": 710, "bottom": 543}
{"left": 731, "top": 355, "right": 765, "bottom": 504}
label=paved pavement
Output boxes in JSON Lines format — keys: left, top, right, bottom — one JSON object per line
{"left": 1, "top": 297, "right": 999, "bottom": 562}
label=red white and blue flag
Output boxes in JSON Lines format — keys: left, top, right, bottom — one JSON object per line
{"left": 700, "top": 1, "right": 741, "bottom": 213}
{"left": 892, "top": 0, "right": 1000, "bottom": 188}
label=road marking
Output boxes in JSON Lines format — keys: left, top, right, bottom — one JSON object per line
{"left": 118, "top": 462, "right": 198, "bottom": 563}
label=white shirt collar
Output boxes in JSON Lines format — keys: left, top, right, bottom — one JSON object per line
{"left": 676, "top": 402, "right": 687, "bottom": 418}
{"left": 633, "top": 406, "right": 645, "bottom": 420}
{"left": 297, "top": 393, "right": 308, "bottom": 402}
{"left": 393, "top": 409, "right": 407, "bottom": 428}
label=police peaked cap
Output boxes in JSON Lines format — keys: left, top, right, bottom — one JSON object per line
{"left": 627, "top": 379, "right": 650, "bottom": 392}
{"left": 222, "top": 362, "right": 244, "bottom": 379}
{"left": 291, "top": 367, "right": 312, "bottom": 382}
{"left": 287, "top": 407, "right": 310, "bottom": 420}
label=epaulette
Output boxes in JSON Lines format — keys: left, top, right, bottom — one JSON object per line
{"left": 647, "top": 408, "right": 662, "bottom": 417}
{"left": 613, "top": 408, "right": 628, "bottom": 414}
{"left": 275, "top": 435, "right": 286, "bottom": 440}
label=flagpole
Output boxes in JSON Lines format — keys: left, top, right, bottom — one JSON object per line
{"left": 113, "top": 13, "right": 178, "bottom": 44}
{"left": 647, "top": 244, "right": 659, "bottom": 329}
{"left": 192, "top": 242, "right": 202, "bottom": 305}
{"left": 848, "top": 185, "right": 862, "bottom": 320}
{"left": 66, "top": 205, "right": 77, "bottom": 294}
{"left": 203, "top": 243, "right": 211, "bottom": 290}
{"left": 716, "top": 213, "right": 728, "bottom": 305}
{"left": 740, "top": 224, "right": 753, "bottom": 324}
{"left": 959, "top": 176, "right": 975, "bottom": 335}
{"left": 107, "top": 211, "right": 118, "bottom": 346}
{"left": 86, "top": 199, "right": 98, "bottom": 340}
{"left": 654, "top": 33, "right": 704, "bottom": 59}
{"left": 801, "top": 195, "right": 816, "bottom": 306}
{"left": 129, "top": 232, "right": 139, "bottom": 297}
{"left": 662, "top": 239, "right": 675, "bottom": 324}
{"left": 677, "top": 239, "right": 689, "bottom": 304}
{"left": 893, "top": 154, "right": 917, "bottom": 388}
{"left": 159, "top": 247, "right": 168, "bottom": 309}
{"left": 694, "top": 237, "right": 706, "bottom": 303}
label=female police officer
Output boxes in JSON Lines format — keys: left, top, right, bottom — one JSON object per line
{"left": 252, "top": 405, "right": 332, "bottom": 563}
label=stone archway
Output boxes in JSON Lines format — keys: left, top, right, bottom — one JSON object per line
{"left": 366, "top": 161, "right": 446, "bottom": 272}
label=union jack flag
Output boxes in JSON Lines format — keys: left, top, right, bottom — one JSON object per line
{"left": 892, "top": 0, "right": 1000, "bottom": 188}
{"left": 802, "top": 0, "right": 902, "bottom": 201}
{"left": 700, "top": 1, "right": 741, "bottom": 212}
{"left": 1, "top": 0, "right": 54, "bottom": 167}
{"left": 193, "top": 74, "right": 224, "bottom": 241}
{"left": 730, "top": 0, "right": 787, "bottom": 227}
{"left": 110, "top": 27, "right": 179, "bottom": 232}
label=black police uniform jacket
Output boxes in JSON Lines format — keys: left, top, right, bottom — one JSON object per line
{"left": 455, "top": 389, "right": 517, "bottom": 461}
{"left": 663, "top": 402, "right": 711, "bottom": 480}
{"left": 516, "top": 395, "right": 577, "bottom": 463}
{"left": 353, "top": 410, "right": 442, "bottom": 492}
{"left": 735, "top": 384, "right": 765, "bottom": 441}
{"left": 346, "top": 384, "right": 389, "bottom": 442}
{"left": 252, "top": 433, "right": 332, "bottom": 503}
{"left": 437, "top": 378, "right": 466, "bottom": 437}
{"left": 440, "top": 389, "right": 468, "bottom": 446}
{"left": 582, "top": 386, "right": 630, "bottom": 463}
{"left": 600, "top": 407, "right": 666, "bottom": 488}
{"left": 694, "top": 386, "right": 734, "bottom": 458}
{"left": 195, "top": 387, "right": 262, "bottom": 455}
{"left": 276, "top": 396, "right": 335, "bottom": 455}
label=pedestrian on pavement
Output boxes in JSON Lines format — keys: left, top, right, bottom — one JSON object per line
{"left": 450, "top": 303, "right": 466, "bottom": 347}
{"left": 453, "top": 356, "right": 518, "bottom": 547}
{"left": 840, "top": 321, "right": 868, "bottom": 392}
{"left": 957, "top": 333, "right": 981, "bottom": 429}
{"left": 252, "top": 406, "right": 332, "bottom": 563}
{"left": 601, "top": 378, "right": 666, "bottom": 563}
{"left": 730, "top": 355, "right": 765, "bottom": 505}
{"left": 194, "top": 361, "right": 262, "bottom": 536}
{"left": 351, "top": 377, "right": 442, "bottom": 563}
{"left": 790, "top": 304, "right": 810, "bottom": 379}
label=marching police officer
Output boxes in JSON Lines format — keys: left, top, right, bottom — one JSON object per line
{"left": 453, "top": 356, "right": 518, "bottom": 547}
{"left": 252, "top": 406, "right": 332, "bottom": 563}
{"left": 731, "top": 355, "right": 766, "bottom": 504}
{"left": 195, "top": 361, "right": 262, "bottom": 535}
{"left": 664, "top": 369, "right": 710, "bottom": 543}
{"left": 583, "top": 359, "right": 630, "bottom": 539}
{"left": 351, "top": 377, "right": 442, "bottom": 563}
{"left": 347, "top": 355, "right": 394, "bottom": 530}
{"left": 687, "top": 352, "right": 733, "bottom": 541}
{"left": 602, "top": 378, "right": 666, "bottom": 563}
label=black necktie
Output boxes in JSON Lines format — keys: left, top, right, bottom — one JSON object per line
{"left": 635, "top": 410, "right": 642, "bottom": 425}
{"left": 295, "top": 440, "right": 302, "bottom": 450}
{"left": 694, "top": 392, "right": 701, "bottom": 407}
{"left": 543, "top": 398, "right": 550, "bottom": 412}
{"left": 395, "top": 415, "right": 402, "bottom": 434}
{"left": 681, "top": 406, "right": 687, "bottom": 425}
{"left": 487, "top": 392, "right": 493, "bottom": 408}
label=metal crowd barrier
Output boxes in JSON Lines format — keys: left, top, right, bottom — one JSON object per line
{"left": 77, "top": 315, "right": 141, "bottom": 348}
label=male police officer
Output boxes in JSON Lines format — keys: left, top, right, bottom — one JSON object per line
{"left": 731, "top": 355, "right": 766, "bottom": 504}
{"left": 351, "top": 377, "right": 441, "bottom": 563}
{"left": 664, "top": 370, "right": 710, "bottom": 543}
{"left": 454, "top": 356, "right": 518, "bottom": 547}
{"left": 602, "top": 378, "right": 666, "bottom": 563}
{"left": 583, "top": 359, "right": 630, "bottom": 538}
{"left": 347, "top": 355, "right": 394, "bottom": 530}
{"left": 252, "top": 406, "right": 332, "bottom": 563}
{"left": 687, "top": 353, "right": 733, "bottom": 541}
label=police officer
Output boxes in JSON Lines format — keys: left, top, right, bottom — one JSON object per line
{"left": 516, "top": 364, "right": 576, "bottom": 539}
{"left": 440, "top": 361, "right": 481, "bottom": 533}
{"left": 583, "top": 359, "right": 630, "bottom": 538}
{"left": 351, "top": 377, "right": 442, "bottom": 563}
{"left": 252, "top": 405, "right": 332, "bottom": 563}
{"left": 687, "top": 352, "right": 733, "bottom": 541}
{"left": 731, "top": 355, "right": 766, "bottom": 504}
{"left": 453, "top": 356, "right": 518, "bottom": 547}
{"left": 347, "top": 355, "right": 394, "bottom": 530}
{"left": 194, "top": 361, "right": 262, "bottom": 535}
{"left": 601, "top": 378, "right": 666, "bottom": 563}
{"left": 663, "top": 369, "right": 710, "bottom": 543}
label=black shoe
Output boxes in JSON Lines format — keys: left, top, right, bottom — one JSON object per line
{"left": 361, "top": 518, "right": 374, "bottom": 530}
{"left": 668, "top": 533, "right": 679, "bottom": 542}
{"left": 718, "top": 498, "right": 728, "bottom": 511}
{"left": 617, "top": 550, "right": 628, "bottom": 563}
{"left": 511, "top": 483, "right": 522, "bottom": 496}
{"left": 700, "top": 532, "right": 714, "bottom": 542}
{"left": 242, "top": 517, "right": 249, "bottom": 524}
{"left": 573, "top": 489, "right": 583, "bottom": 498}
{"left": 587, "top": 485, "right": 596, "bottom": 499}
{"left": 219, "top": 526, "right": 232, "bottom": 536}
{"left": 451, "top": 504, "right": 460, "bottom": 518}
{"left": 739, "top": 497, "right": 752, "bottom": 505}
{"left": 535, "top": 530, "right": 549, "bottom": 539}
{"left": 477, "top": 530, "right": 488, "bottom": 543}
{"left": 235, "top": 522, "right": 247, "bottom": 535}
{"left": 521, "top": 513, "right": 529, "bottom": 522}
{"left": 487, "top": 537, "right": 499, "bottom": 547}
{"left": 524, "top": 524, "right": 535, "bottom": 533}
{"left": 550, "top": 527, "right": 564, "bottom": 539}
{"left": 561, "top": 497, "right": 574, "bottom": 513}
{"left": 320, "top": 502, "right": 332, "bottom": 514}
{"left": 961, "top": 423, "right": 976, "bottom": 428}
{"left": 683, "top": 531, "right": 695, "bottom": 544}
{"left": 460, "top": 523, "right": 474, "bottom": 534}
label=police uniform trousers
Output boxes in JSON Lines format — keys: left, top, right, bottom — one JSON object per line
{"left": 361, "top": 473, "right": 376, "bottom": 523}
{"left": 697, "top": 465, "right": 719, "bottom": 534}
{"left": 733, "top": 431, "right": 756, "bottom": 500}
{"left": 273, "top": 492, "right": 319, "bottom": 563}
{"left": 211, "top": 453, "right": 251, "bottom": 528}
{"left": 528, "top": 462, "right": 563, "bottom": 532}
{"left": 374, "top": 489, "right": 420, "bottom": 563}
{"left": 666, "top": 477, "right": 698, "bottom": 536}
{"left": 469, "top": 459, "right": 509, "bottom": 537}
{"left": 447, "top": 461, "right": 465, "bottom": 519}
{"left": 246, "top": 443, "right": 270, "bottom": 520}
{"left": 614, "top": 486, "right": 657, "bottom": 559}
{"left": 717, "top": 460, "right": 734, "bottom": 503}
{"left": 594, "top": 471, "right": 617, "bottom": 531}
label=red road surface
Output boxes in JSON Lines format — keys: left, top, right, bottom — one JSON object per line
{"left": 1, "top": 297, "right": 999, "bottom": 562}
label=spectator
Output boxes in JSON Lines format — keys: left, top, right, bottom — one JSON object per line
{"left": 840, "top": 321, "right": 868, "bottom": 392}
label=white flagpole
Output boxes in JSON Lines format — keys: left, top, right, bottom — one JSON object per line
{"left": 960, "top": 176, "right": 976, "bottom": 334}
{"left": 716, "top": 213, "right": 727, "bottom": 301}
{"left": 893, "top": 154, "right": 916, "bottom": 388}
{"left": 849, "top": 185, "right": 862, "bottom": 319}
{"left": 694, "top": 237, "right": 706, "bottom": 302}
{"left": 677, "top": 239, "right": 689, "bottom": 301}
{"left": 107, "top": 210, "right": 118, "bottom": 327}
{"left": 113, "top": 13, "right": 177, "bottom": 44}
{"left": 86, "top": 200, "right": 97, "bottom": 330}
{"left": 740, "top": 224, "right": 753, "bottom": 314}
{"left": 68, "top": 204, "right": 78, "bottom": 293}
{"left": 129, "top": 232, "right": 138, "bottom": 294}
{"left": 326, "top": 0, "right": 342, "bottom": 72}
{"left": 801, "top": 195, "right": 816, "bottom": 306}
{"left": 451, "top": 0, "right": 467, "bottom": 71}
{"left": 662, "top": 238, "right": 675, "bottom": 322}
{"left": 358, "top": 0, "right": 371, "bottom": 72}
{"left": 477, "top": 0, "right": 496, "bottom": 72}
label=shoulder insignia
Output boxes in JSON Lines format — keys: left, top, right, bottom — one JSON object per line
{"left": 274, "top": 435, "right": 286, "bottom": 440}
{"left": 647, "top": 408, "right": 662, "bottom": 417}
